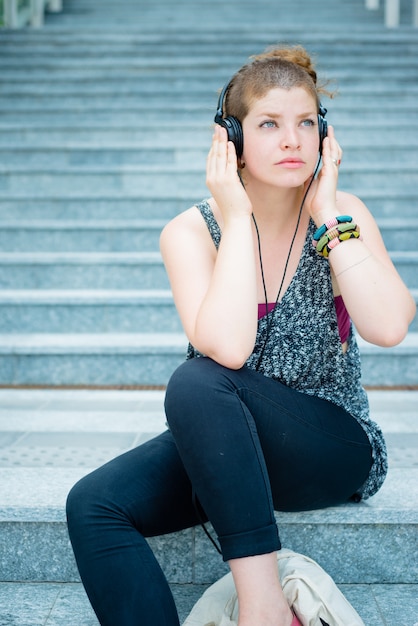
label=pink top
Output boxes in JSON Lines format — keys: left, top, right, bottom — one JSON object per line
{"left": 258, "top": 295, "right": 350, "bottom": 344}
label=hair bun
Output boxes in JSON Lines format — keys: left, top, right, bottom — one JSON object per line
{"left": 251, "top": 45, "right": 318, "bottom": 85}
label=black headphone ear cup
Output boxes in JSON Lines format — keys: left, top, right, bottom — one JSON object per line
{"left": 318, "top": 113, "right": 328, "bottom": 154}
{"left": 218, "top": 115, "right": 244, "bottom": 159}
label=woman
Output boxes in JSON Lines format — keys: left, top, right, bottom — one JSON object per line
{"left": 66, "top": 45, "right": 415, "bottom": 626}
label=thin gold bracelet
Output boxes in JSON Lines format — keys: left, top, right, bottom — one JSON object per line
{"left": 335, "top": 253, "right": 373, "bottom": 277}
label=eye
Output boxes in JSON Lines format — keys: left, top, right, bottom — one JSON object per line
{"left": 260, "top": 120, "right": 277, "bottom": 128}
{"left": 301, "top": 118, "right": 316, "bottom": 127}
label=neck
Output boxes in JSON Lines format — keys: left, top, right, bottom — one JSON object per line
{"left": 248, "top": 184, "right": 307, "bottom": 226}
{"left": 248, "top": 187, "right": 309, "bottom": 244}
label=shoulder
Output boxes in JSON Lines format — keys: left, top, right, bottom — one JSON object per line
{"left": 160, "top": 201, "right": 217, "bottom": 261}
{"left": 160, "top": 204, "right": 201, "bottom": 238}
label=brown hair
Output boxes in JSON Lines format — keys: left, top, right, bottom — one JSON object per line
{"left": 223, "top": 45, "right": 334, "bottom": 122}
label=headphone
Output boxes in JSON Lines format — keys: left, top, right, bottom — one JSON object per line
{"left": 214, "top": 81, "right": 328, "bottom": 160}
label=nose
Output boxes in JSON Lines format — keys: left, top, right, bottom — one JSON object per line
{"left": 280, "top": 125, "right": 301, "bottom": 150}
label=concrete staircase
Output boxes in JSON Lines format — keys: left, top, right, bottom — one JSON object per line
{"left": 0, "top": 0, "right": 417, "bottom": 387}
{"left": 0, "top": 0, "right": 417, "bottom": 624}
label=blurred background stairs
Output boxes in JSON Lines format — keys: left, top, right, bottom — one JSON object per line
{"left": 0, "top": 0, "right": 417, "bottom": 387}
{"left": 0, "top": 0, "right": 417, "bottom": 624}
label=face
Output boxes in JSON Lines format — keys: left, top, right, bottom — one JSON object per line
{"left": 241, "top": 86, "right": 320, "bottom": 188}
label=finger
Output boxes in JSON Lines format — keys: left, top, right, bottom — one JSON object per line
{"left": 206, "top": 127, "right": 231, "bottom": 190}
{"left": 322, "top": 137, "right": 340, "bottom": 171}
{"left": 206, "top": 132, "right": 218, "bottom": 175}
{"left": 207, "top": 126, "right": 225, "bottom": 167}
{"left": 226, "top": 140, "right": 238, "bottom": 172}
{"left": 206, "top": 129, "right": 224, "bottom": 183}
{"left": 327, "top": 125, "right": 343, "bottom": 166}
{"left": 215, "top": 135, "right": 229, "bottom": 177}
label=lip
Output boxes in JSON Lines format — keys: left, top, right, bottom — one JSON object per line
{"left": 276, "top": 157, "right": 305, "bottom": 168}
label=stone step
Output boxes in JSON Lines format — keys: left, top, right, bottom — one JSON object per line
{"left": 2, "top": 56, "right": 417, "bottom": 74}
{"left": 0, "top": 333, "right": 186, "bottom": 386}
{"left": 2, "top": 2, "right": 413, "bottom": 30}
{"left": 0, "top": 220, "right": 165, "bottom": 252}
{"left": 1, "top": 127, "right": 417, "bottom": 150}
{"left": 36, "top": 12, "right": 415, "bottom": 29}
{"left": 0, "top": 105, "right": 418, "bottom": 127}
{"left": 1, "top": 77, "right": 417, "bottom": 97}
{"left": 2, "top": 468, "right": 416, "bottom": 584}
{"left": 0, "top": 104, "right": 414, "bottom": 131}
{"left": 357, "top": 334, "right": 418, "bottom": 387}
{"left": 0, "top": 218, "right": 415, "bottom": 252}
{"left": 0, "top": 332, "right": 416, "bottom": 387}
{"left": 0, "top": 91, "right": 417, "bottom": 113}
{"left": 0, "top": 147, "right": 417, "bottom": 173}
{"left": 4, "top": 23, "right": 417, "bottom": 38}
{"left": 1, "top": 54, "right": 416, "bottom": 73}
{"left": 3, "top": 28, "right": 417, "bottom": 49}
{"left": 0, "top": 194, "right": 416, "bottom": 221}
{"left": 33, "top": 6, "right": 392, "bottom": 27}
{"left": 0, "top": 35, "right": 416, "bottom": 59}
{"left": 0, "top": 252, "right": 170, "bottom": 289}
{"left": 10, "top": 35, "right": 414, "bottom": 51}
{"left": 0, "top": 388, "right": 416, "bottom": 589}
{"left": 0, "top": 54, "right": 416, "bottom": 85}
{"left": 6, "top": 25, "right": 417, "bottom": 40}
{"left": 0, "top": 250, "right": 416, "bottom": 290}
{"left": 1, "top": 65, "right": 417, "bottom": 83}
{"left": 0, "top": 90, "right": 413, "bottom": 113}
{"left": 0, "top": 168, "right": 416, "bottom": 199}
{"left": 0, "top": 289, "right": 417, "bottom": 335}
{"left": 1, "top": 43, "right": 416, "bottom": 60}
{"left": 0, "top": 167, "right": 210, "bottom": 199}
{"left": 0, "top": 197, "right": 192, "bottom": 220}
{"left": 1, "top": 581, "right": 417, "bottom": 626}
{"left": 0, "top": 290, "right": 182, "bottom": 333}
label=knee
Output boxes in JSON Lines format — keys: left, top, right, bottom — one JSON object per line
{"left": 165, "top": 358, "right": 241, "bottom": 437}
{"left": 66, "top": 471, "right": 98, "bottom": 533}
{"left": 165, "top": 358, "right": 218, "bottom": 423}
{"left": 166, "top": 357, "right": 228, "bottom": 400}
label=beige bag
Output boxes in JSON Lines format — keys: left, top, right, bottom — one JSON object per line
{"left": 182, "top": 549, "right": 365, "bottom": 626}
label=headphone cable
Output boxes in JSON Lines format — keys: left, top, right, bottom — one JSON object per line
{"left": 254, "top": 163, "right": 319, "bottom": 371}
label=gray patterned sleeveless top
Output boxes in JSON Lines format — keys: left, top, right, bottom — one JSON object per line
{"left": 186, "top": 200, "right": 387, "bottom": 499}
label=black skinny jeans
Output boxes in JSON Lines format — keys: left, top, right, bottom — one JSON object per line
{"left": 66, "top": 357, "right": 373, "bottom": 626}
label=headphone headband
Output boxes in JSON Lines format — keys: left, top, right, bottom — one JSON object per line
{"left": 214, "top": 82, "right": 230, "bottom": 124}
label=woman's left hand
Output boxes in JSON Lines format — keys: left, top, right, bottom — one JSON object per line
{"left": 306, "top": 125, "right": 343, "bottom": 226}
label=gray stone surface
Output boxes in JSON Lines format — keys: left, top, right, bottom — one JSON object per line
{"left": 0, "top": 290, "right": 181, "bottom": 334}
{"left": 0, "top": 331, "right": 416, "bottom": 386}
{"left": 2, "top": 168, "right": 417, "bottom": 199}
{"left": 0, "top": 252, "right": 170, "bottom": 290}
{"left": 0, "top": 389, "right": 416, "bottom": 586}
{"left": 0, "top": 582, "right": 417, "bottom": 625}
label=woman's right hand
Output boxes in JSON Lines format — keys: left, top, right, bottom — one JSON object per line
{"left": 206, "top": 125, "right": 253, "bottom": 222}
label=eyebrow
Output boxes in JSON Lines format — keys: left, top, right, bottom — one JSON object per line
{"left": 255, "top": 110, "right": 317, "bottom": 119}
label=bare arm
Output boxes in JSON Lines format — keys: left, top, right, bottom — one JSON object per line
{"left": 160, "top": 126, "right": 258, "bottom": 368}
{"left": 308, "top": 127, "right": 416, "bottom": 346}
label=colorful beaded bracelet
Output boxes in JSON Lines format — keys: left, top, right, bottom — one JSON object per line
{"left": 315, "top": 222, "right": 360, "bottom": 255}
{"left": 320, "top": 230, "right": 362, "bottom": 259}
{"left": 312, "top": 215, "right": 353, "bottom": 242}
